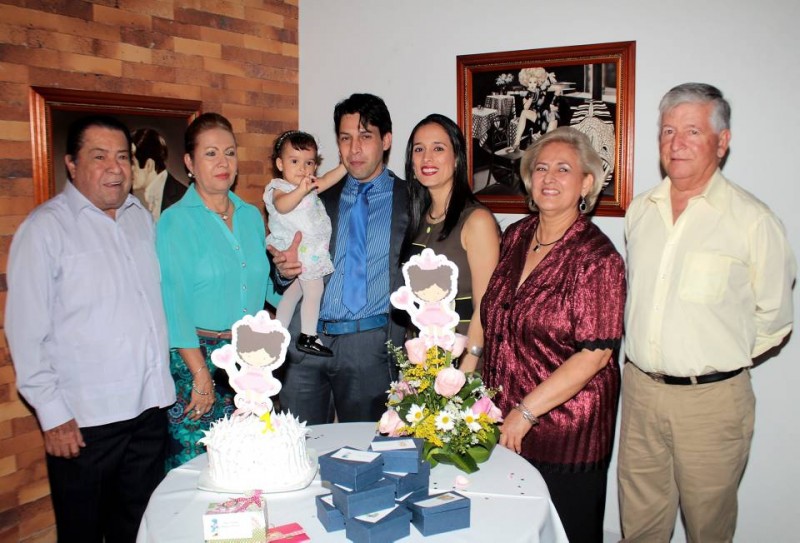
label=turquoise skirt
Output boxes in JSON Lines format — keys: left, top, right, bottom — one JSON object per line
{"left": 165, "top": 336, "right": 235, "bottom": 471}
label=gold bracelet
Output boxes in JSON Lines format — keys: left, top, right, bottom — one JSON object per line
{"left": 513, "top": 403, "right": 539, "bottom": 426}
{"left": 192, "top": 381, "right": 214, "bottom": 396}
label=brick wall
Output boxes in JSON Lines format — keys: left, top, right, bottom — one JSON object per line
{"left": 0, "top": 2, "right": 299, "bottom": 541}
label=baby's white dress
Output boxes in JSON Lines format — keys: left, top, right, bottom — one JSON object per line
{"left": 264, "top": 178, "right": 334, "bottom": 280}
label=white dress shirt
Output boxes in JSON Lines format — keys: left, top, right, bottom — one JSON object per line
{"left": 5, "top": 182, "right": 175, "bottom": 431}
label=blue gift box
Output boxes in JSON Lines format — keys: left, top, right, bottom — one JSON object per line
{"left": 331, "top": 478, "right": 396, "bottom": 519}
{"left": 394, "top": 487, "right": 428, "bottom": 506}
{"left": 382, "top": 461, "right": 430, "bottom": 496}
{"left": 369, "top": 436, "right": 424, "bottom": 473}
{"left": 345, "top": 504, "right": 412, "bottom": 543}
{"left": 315, "top": 493, "right": 345, "bottom": 532}
{"left": 318, "top": 447, "right": 384, "bottom": 490}
{"left": 407, "top": 491, "right": 471, "bottom": 536}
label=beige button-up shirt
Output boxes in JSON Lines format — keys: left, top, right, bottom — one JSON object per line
{"left": 624, "top": 170, "right": 795, "bottom": 376}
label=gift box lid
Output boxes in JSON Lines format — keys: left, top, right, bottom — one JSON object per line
{"left": 370, "top": 436, "right": 426, "bottom": 473}
{"left": 319, "top": 447, "right": 383, "bottom": 474}
{"left": 407, "top": 491, "right": 470, "bottom": 515}
{"left": 394, "top": 487, "right": 429, "bottom": 505}
{"left": 383, "top": 459, "right": 430, "bottom": 482}
{"left": 369, "top": 436, "right": 424, "bottom": 458}
{"left": 350, "top": 504, "right": 412, "bottom": 526}
{"left": 331, "top": 477, "right": 396, "bottom": 506}
{"left": 345, "top": 504, "right": 413, "bottom": 542}
{"left": 383, "top": 461, "right": 430, "bottom": 496}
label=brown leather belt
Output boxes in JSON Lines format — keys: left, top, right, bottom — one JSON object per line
{"left": 196, "top": 328, "right": 232, "bottom": 340}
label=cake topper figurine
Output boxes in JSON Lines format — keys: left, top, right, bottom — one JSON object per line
{"left": 210, "top": 310, "right": 289, "bottom": 416}
{"left": 390, "top": 248, "right": 463, "bottom": 351}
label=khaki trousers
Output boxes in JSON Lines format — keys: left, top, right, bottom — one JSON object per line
{"left": 618, "top": 364, "right": 754, "bottom": 543}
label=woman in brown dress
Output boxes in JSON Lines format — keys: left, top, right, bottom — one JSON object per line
{"left": 402, "top": 114, "right": 500, "bottom": 371}
{"left": 482, "top": 127, "right": 625, "bottom": 543}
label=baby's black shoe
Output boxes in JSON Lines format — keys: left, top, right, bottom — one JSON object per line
{"left": 296, "top": 333, "right": 333, "bottom": 357}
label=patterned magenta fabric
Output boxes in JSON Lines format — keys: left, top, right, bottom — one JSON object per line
{"left": 481, "top": 214, "right": 626, "bottom": 472}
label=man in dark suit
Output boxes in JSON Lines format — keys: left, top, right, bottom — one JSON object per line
{"left": 131, "top": 127, "right": 187, "bottom": 221}
{"left": 270, "top": 93, "right": 408, "bottom": 424}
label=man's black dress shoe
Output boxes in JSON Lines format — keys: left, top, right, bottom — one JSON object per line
{"left": 296, "top": 333, "right": 333, "bottom": 357}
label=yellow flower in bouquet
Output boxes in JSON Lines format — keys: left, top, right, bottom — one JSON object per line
{"left": 379, "top": 339, "right": 503, "bottom": 474}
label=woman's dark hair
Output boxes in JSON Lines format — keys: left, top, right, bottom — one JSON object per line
{"left": 132, "top": 127, "right": 168, "bottom": 173}
{"left": 184, "top": 112, "right": 234, "bottom": 158}
{"left": 65, "top": 115, "right": 132, "bottom": 161}
{"left": 333, "top": 93, "right": 392, "bottom": 162}
{"left": 401, "top": 114, "right": 477, "bottom": 261}
{"left": 271, "top": 130, "right": 320, "bottom": 177}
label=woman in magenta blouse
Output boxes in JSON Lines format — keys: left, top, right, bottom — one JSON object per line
{"left": 481, "top": 127, "right": 625, "bottom": 543}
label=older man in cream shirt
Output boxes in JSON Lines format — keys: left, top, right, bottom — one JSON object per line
{"left": 619, "top": 83, "right": 795, "bottom": 542}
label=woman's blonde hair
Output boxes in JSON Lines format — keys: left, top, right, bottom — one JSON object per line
{"left": 519, "top": 127, "right": 605, "bottom": 213}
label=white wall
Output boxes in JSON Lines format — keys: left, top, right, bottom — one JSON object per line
{"left": 299, "top": 1, "right": 800, "bottom": 540}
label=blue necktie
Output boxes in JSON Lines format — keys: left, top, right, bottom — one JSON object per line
{"left": 343, "top": 182, "right": 372, "bottom": 314}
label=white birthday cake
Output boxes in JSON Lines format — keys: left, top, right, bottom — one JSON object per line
{"left": 198, "top": 311, "right": 317, "bottom": 493}
{"left": 199, "top": 411, "right": 316, "bottom": 492}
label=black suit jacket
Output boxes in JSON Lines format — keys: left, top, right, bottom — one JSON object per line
{"left": 160, "top": 172, "right": 188, "bottom": 213}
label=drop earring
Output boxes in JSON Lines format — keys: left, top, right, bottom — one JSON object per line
{"left": 578, "top": 195, "right": 587, "bottom": 213}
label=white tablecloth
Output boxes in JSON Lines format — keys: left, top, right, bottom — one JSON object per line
{"left": 137, "top": 422, "right": 567, "bottom": 543}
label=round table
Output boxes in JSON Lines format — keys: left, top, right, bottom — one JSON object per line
{"left": 137, "top": 422, "right": 567, "bottom": 542}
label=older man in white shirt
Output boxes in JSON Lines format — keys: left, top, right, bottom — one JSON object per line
{"left": 619, "top": 83, "right": 796, "bottom": 542}
{"left": 5, "top": 115, "right": 175, "bottom": 543}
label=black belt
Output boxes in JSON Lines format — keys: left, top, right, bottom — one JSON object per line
{"left": 633, "top": 363, "right": 743, "bottom": 386}
{"left": 318, "top": 314, "right": 388, "bottom": 336}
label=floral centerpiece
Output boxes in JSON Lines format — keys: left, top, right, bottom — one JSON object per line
{"left": 495, "top": 72, "right": 514, "bottom": 94}
{"left": 379, "top": 249, "right": 502, "bottom": 474}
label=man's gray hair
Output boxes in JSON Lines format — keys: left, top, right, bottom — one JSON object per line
{"left": 659, "top": 82, "right": 731, "bottom": 133}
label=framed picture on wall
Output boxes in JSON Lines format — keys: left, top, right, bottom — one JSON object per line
{"left": 30, "top": 87, "right": 201, "bottom": 221}
{"left": 457, "top": 41, "right": 635, "bottom": 216}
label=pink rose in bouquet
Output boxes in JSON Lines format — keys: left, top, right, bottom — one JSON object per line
{"left": 378, "top": 409, "right": 404, "bottom": 436}
{"left": 472, "top": 396, "right": 504, "bottom": 422}
{"left": 434, "top": 367, "right": 466, "bottom": 398}
{"left": 405, "top": 337, "right": 428, "bottom": 364}
{"left": 393, "top": 379, "right": 414, "bottom": 400}
{"left": 450, "top": 334, "right": 467, "bottom": 357}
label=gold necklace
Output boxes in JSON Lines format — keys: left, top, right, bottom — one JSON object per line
{"left": 211, "top": 198, "right": 232, "bottom": 221}
{"left": 427, "top": 207, "right": 446, "bottom": 223}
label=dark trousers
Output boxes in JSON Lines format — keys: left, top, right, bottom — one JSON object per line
{"left": 46, "top": 407, "right": 167, "bottom": 543}
{"left": 540, "top": 467, "right": 609, "bottom": 543}
{"left": 279, "top": 326, "right": 394, "bottom": 425}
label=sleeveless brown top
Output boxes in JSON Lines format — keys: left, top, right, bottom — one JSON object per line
{"left": 410, "top": 203, "right": 484, "bottom": 335}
